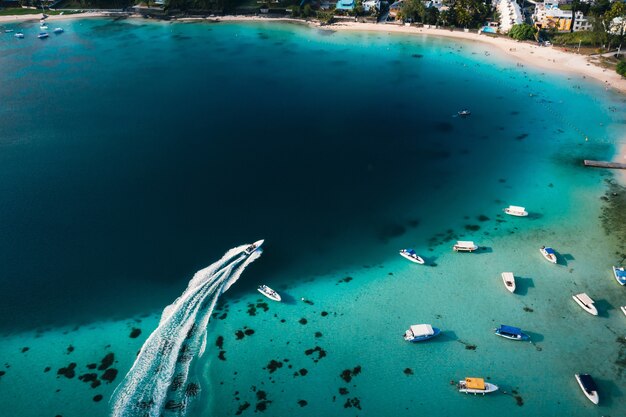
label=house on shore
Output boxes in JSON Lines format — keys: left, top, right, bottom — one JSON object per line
{"left": 533, "top": 0, "right": 593, "bottom": 32}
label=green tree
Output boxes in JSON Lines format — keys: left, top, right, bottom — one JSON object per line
{"left": 302, "top": 3, "right": 313, "bottom": 17}
{"left": 453, "top": 0, "right": 488, "bottom": 28}
{"left": 508, "top": 23, "right": 538, "bottom": 41}
{"left": 399, "top": 0, "right": 425, "bottom": 22}
{"left": 617, "top": 60, "right": 626, "bottom": 77}
{"left": 424, "top": 6, "right": 439, "bottom": 25}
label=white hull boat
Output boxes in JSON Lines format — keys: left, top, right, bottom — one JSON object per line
{"left": 38, "top": 32, "right": 48, "bottom": 39}
{"left": 575, "top": 374, "right": 599, "bottom": 405}
{"left": 14, "top": 33, "right": 24, "bottom": 38}
{"left": 494, "top": 324, "right": 529, "bottom": 341}
{"left": 403, "top": 324, "right": 441, "bottom": 342}
{"left": 244, "top": 239, "right": 264, "bottom": 255}
{"left": 457, "top": 377, "right": 498, "bottom": 395}
{"left": 257, "top": 285, "right": 281, "bottom": 302}
{"left": 613, "top": 266, "right": 626, "bottom": 286}
{"left": 53, "top": 28, "right": 64, "bottom": 34}
{"left": 453, "top": 241, "right": 478, "bottom": 252}
{"left": 399, "top": 249, "right": 424, "bottom": 264}
{"left": 572, "top": 293, "right": 598, "bottom": 316}
{"left": 501, "top": 272, "right": 515, "bottom": 293}
{"left": 458, "top": 109, "right": 471, "bottom": 116}
{"left": 621, "top": 306, "right": 626, "bottom": 316}
{"left": 540, "top": 246, "right": 557, "bottom": 264}
{"left": 504, "top": 205, "right": 528, "bottom": 217}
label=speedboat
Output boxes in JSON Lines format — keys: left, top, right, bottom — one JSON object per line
{"left": 575, "top": 374, "right": 599, "bottom": 404}
{"left": 540, "top": 246, "right": 557, "bottom": 264}
{"left": 403, "top": 324, "right": 441, "bottom": 342}
{"left": 613, "top": 266, "right": 626, "bottom": 286}
{"left": 453, "top": 241, "right": 478, "bottom": 252}
{"left": 53, "top": 28, "right": 64, "bottom": 34}
{"left": 503, "top": 205, "right": 528, "bottom": 217}
{"left": 494, "top": 324, "right": 529, "bottom": 341}
{"left": 257, "top": 285, "right": 281, "bottom": 302}
{"left": 14, "top": 33, "right": 24, "bottom": 39}
{"left": 457, "top": 377, "right": 498, "bottom": 395}
{"left": 572, "top": 293, "right": 598, "bottom": 316}
{"left": 399, "top": 249, "right": 424, "bottom": 264}
{"left": 458, "top": 109, "right": 471, "bottom": 116}
{"left": 38, "top": 32, "right": 49, "bottom": 39}
{"left": 40, "top": 25, "right": 48, "bottom": 30}
{"left": 4, "top": 29, "right": 14, "bottom": 33}
{"left": 501, "top": 272, "right": 515, "bottom": 293}
{"left": 244, "top": 239, "right": 264, "bottom": 255}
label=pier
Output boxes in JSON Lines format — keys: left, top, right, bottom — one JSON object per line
{"left": 583, "top": 160, "right": 626, "bottom": 170}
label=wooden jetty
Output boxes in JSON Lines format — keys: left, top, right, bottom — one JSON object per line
{"left": 583, "top": 160, "right": 626, "bottom": 170}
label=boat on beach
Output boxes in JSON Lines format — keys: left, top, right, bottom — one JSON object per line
{"left": 575, "top": 374, "right": 599, "bottom": 404}
{"left": 453, "top": 241, "right": 478, "bottom": 252}
{"left": 399, "top": 249, "right": 424, "bottom": 264}
{"left": 494, "top": 324, "right": 529, "bottom": 341}
{"left": 504, "top": 205, "right": 528, "bottom": 217}
{"left": 257, "top": 285, "right": 281, "bottom": 302}
{"left": 244, "top": 239, "right": 264, "bottom": 255}
{"left": 38, "top": 32, "right": 49, "bottom": 39}
{"left": 457, "top": 377, "right": 498, "bottom": 395}
{"left": 403, "top": 324, "right": 441, "bottom": 342}
{"left": 613, "top": 266, "right": 626, "bottom": 286}
{"left": 572, "top": 293, "right": 598, "bottom": 316}
{"left": 540, "top": 246, "right": 557, "bottom": 264}
{"left": 501, "top": 272, "right": 515, "bottom": 293}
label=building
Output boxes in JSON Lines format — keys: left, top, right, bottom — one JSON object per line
{"left": 533, "top": 1, "right": 592, "bottom": 32}
{"left": 335, "top": 0, "right": 355, "bottom": 11}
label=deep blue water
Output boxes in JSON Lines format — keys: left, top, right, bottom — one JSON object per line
{"left": 0, "top": 19, "right": 623, "bottom": 331}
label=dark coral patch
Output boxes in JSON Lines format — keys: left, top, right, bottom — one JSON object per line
{"left": 299, "top": 318, "right": 308, "bottom": 325}
{"left": 338, "top": 277, "right": 353, "bottom": 284}
{"left": 304, "top": 346, "right": 327, "bottom": 362}
{"left": 44, "top": 366, "right": 51, "bottom": 373}
{"left": 0, "top": 370, "right": 5, "bottom": 378}
{"left": 98, "top": 353, "right": 114, "bottom": 371}
{"left": 247, "top": 304, "right": 257, "bottom": 316}
{"left": 235, "top": 330, "right": 245, "bottom": 340}
{"left": 93, "top": 394, "right": 103, "bottom": 402}
{"left": 57, "top": 363, "right": 77, "bottom": 379}
{"left": 343, "top": 397, "right": 362, "bottom": 410}
{"left": 478, "top": 215, "right": 490, "bottom": 221}
{"left": 339, "top": 387, "right": 349, "bottom": 395}
{"left": 297, "top": 399, "right": 308, "bottom": 407}
{"left": 321, "top": 311, "right": 328, "bottom": 317}
{"left": 21, "top": 347, "right": 29, "bottom": 353}
{"left": 218, "top": 351, "right": 226, "bottom": 361}
{"left": 244, "top": 329, "right": 255, "bottom": 336}
{"left": 130, "top": 328, "right": 142, "bottom": 338}
{"left": 298, "top": 368, "right": 308, "bottom": 376}
{"left": 101, "top": 368, "right": 118, "bottom": 383}
{"left": 266, "top": 360, "right": 283, "bottom": 374}
{"left": 66, "top": 345, "right": 74, "bottom": 354}
{"left": 235, "top": 401, "right": 250, "bottom": 415}
{"left": 256, "top": 302, "right": 269, "bottom": 312}
{"left": 314, "top": 331, "right": 323, "bottom": 338}
{"left": 464, "top": 224, "right": 480, "bottom": 231}
{"left": 403, "top": 368, "right": 414, "bottom": 375}
{"left": 86, "top": 363, "right": 96, "bottom": 370}
{"left": 216, "top": 336, "right": 224, "bottom": 350}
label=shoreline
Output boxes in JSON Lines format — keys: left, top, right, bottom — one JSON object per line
{"left": 2, "top": 12, "right": 625, "bottom": 94}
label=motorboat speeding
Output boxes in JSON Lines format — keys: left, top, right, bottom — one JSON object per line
{"left": 399, "top": 249, "right": 425, "bottom": 264}
{"left": 244, "top": 239, "right": 264, "bottom": 255}
{"left": 257, "top": 285, "right": 281, "bottom": 302}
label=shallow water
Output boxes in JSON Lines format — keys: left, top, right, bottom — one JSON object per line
{"left": 0, "top": 18, "right": 625, "bottom": 417}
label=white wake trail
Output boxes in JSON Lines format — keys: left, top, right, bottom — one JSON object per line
{"left": 111, "top": 243, "right": 262, "bottom": 417}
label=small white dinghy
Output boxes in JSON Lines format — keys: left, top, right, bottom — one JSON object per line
{"left": 399, "top": 249, "right": 424, "bottom": 264}
{"left": 620, "top": 306, "right": 626, "bottom": 317}
{"left": 575, "top": 374, "right": 599, "bottom": 405}
{"left": 453, "top": 241, "right": 478, "bottom": 252}
{"left": 457, "top": 377, "right": 498, "bottom": 395}
{"left": 572, "top": 293, "right": 598, "bottom": 316}
{"left": 540, "top": 246, "right": 557, "bottom": 264}
{"left": 257, "top": 285, "right": 281, "bottom": 302}
{"left": 504, "top": 205, "right": 528, "bottom": 217}
{"left": 501, "top": 272, "right": 516, "bottom": 293}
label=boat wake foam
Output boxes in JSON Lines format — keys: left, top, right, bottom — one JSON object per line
{"left": 111, "top": 244, "right": 262, "bottom": 417}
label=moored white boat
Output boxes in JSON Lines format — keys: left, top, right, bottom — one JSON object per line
{"left": 453, "top": 241, "right": 478, "bottom": 252}
{"left": 38, "top": 32, "right": 49, "bottom": 39}
{"left": 458, "top": 109, "right": 471, "bottom": 116}
{"left": 457, "top": 377, "right": 498, "bottom": 395}
{"left": 399, "top": 249, "right": 424, "bottom": 264}
{"left": 257, "top": 285, "right": 281, "bottom": 302}
{"left": 501, "top": 272, "right": 515, "bottom": 293}
{"left": 403, "top": 324, "right": 441, "bottom": 342}
{"left": 14, "top": 32, "right": 24, "bottom": 39}
{"left": 540, "top": 246, "right": 557, "bottom": 264}
{"left": 40, "top": 25, "right": 48, "bottom": 30}
{"left": 621, "top": 306, "right": 626, "bottom": 316}
{"left": 494, "top": 324, "right": 529, "bottom": 341}
{"left": 613, "top": 266, "right": 626, "bottom": 286}
{"left": 244, "top": 239, "right": 264, "bottom": 255}
{"left": 575, "top": 374, "right": 599, "bottom": 405}
{"left": 503, "top": 205, "right": 528, "bottom": 217}
{"left": 53, "top": 27, "right": 64, "bottom": 34}
{"left": 4, "top": 29, "right": 14, "bottom": 33}
{"left": 572, "top": 293, "right": 598, "bottom": 316}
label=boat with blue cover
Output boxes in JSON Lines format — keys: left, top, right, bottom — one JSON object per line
{"left": 399, "top": 249, "right": 424, "bottom": 264}
{"left": 575, "top": 373, "right": 599, "bottom": 404}
{"left": 540, "top": 246, "right": 557, "bottom": 263}
{"left": 613, "top": 266, "right": 626, "bottom": 286}
{"left": 494, "top": 324, "right": 529, "bottom": 341}
{"left": 38, "top": 32, "right": 49, "bottom": 39}
{"left": 403, "top": 324, "right": 441, "bottom": 342}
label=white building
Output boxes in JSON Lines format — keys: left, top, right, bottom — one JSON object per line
{"left": 497, "top": 0, "right": 523, "bottom": 33}
{"left": 363, "top": 0, "right": 380, "bottom": 12}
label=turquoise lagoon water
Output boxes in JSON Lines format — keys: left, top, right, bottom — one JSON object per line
{"left": 0, "top": 18, "right": 625, "bottom": 417}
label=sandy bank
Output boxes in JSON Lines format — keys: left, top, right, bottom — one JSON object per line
{"left": 0, "top": 11, "right": 108, "bottom": 23}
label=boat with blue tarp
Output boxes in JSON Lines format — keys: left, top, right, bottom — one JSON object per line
{"left": 613, "top": 266, "right": 626, "bottom": 286}
{"left": 399, "top": 249, "right": 424, "bottom": 264}
{"left": 540, "top": 246, "right": 557, "bottom": 263}
{"left": 403, "top": 324, "right": 441, "bottom": 342}
{"left": 575, "top": 373, "right": 599, "bottom": 404}
{"left": 494, "top": 324, "right": 529, "bottom": 341}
